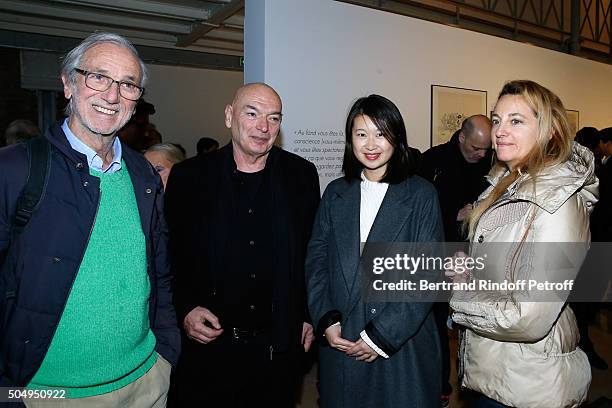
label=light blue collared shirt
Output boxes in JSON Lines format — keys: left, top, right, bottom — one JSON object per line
{"left": 62, "top": 119, "right": 123, "bottom": 174}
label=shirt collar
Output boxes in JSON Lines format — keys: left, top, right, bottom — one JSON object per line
{"left": 62, "top": 118, "right": 122, "bottom": 173}
{"left": 360, "top": 171, "right": 388, "bottom": 185}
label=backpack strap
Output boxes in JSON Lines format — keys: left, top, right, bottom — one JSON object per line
{"left": 4, "top": 136, "right": 50, "bottom": 292}
{"left": 13, "top": 137, "right": 51, "bottom": 234}
{"left": 3, "top": 137, "right": 50, "bottom": 332}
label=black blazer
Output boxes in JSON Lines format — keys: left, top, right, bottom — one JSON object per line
{"left": 306, "top": 175, "right": 444, "bottom": 407}
{"left": 165, "top": 143, "right": 320, "bottom": 351}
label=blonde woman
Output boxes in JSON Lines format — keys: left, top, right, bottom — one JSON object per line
{"left": 450, "top": 80, "right": 597, "bottom": 408}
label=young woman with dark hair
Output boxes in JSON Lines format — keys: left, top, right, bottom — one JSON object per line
{"left": 306, "top": 94, "right": 444, "bottom": 407}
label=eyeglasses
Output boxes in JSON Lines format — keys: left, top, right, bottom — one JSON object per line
{"left": 74, "top": 68, "right": 144, "bottom": 101}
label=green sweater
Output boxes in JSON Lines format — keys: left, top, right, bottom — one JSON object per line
{"left": 29, "top": 164, "right": 157, "bottom": 398}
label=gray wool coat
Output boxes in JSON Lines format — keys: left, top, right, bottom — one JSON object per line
{"left": 306, "top": 175, "right": 444, "bottom": 408}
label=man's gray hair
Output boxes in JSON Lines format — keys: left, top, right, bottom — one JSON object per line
{"left": 61, "top": 32, "right": 148, "bottom": 115}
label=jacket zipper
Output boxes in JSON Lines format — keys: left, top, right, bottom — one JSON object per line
{"left": 146, "top": 214, "right": 154, "bottom": 323}
{"left": 32, "top": 188, "right": 101, "bottom": 381}
{"left": 457, "top": 328, "right": 466, "bottom": 386}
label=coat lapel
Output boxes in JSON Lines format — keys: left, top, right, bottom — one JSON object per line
{"left": 346, "top": 181, "right": 414, "bottom": 316}
{"left": 209, "top": 147, "right": 233, "bottom": 280}
{"left": 366, "top": 182, "right": 413, "bottom": 244}
{"left": 331, "top": 180, "right": 361, "bottom": 298}
{"left": 267, "top": 149, "right": 292, "bottom": 308}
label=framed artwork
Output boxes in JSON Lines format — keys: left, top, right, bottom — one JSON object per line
{"left": 431, "top": 85, "right": 487, "bottom": 146}
{"left": 566, "top": 110, "right": 579, "bottom": 136}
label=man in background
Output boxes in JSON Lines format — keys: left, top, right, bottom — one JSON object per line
{"left": 196, "top": 136, "right": 219, "bottom": 156}
{"left": 418, "top": 114, "right": 492, "bottom": 406}
{"left": 573, "top": 126, "right": 609, "bottom": 370}
{"left": 419, "top": 115, "right": 492, "bottom": 241}
{"left": 2, "top": 119, "right": 40, "bottom": 146}
{"left": 118, "top": 98, "right": 156, "bottom": 151}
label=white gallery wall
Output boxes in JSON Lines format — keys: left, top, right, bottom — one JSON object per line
{"left": 144, "top": 64, "right": 243, "bottom": 157}
{"left": 245, "top": 0, "right": 612, "bottom": 189}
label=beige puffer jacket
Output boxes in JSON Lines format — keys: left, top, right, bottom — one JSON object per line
{"left": 450, "top": 143, "right": 598, "bottom": 408}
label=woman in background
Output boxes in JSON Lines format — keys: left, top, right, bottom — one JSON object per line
{"left": 306, "top": 94, "right": 444, "bottom": 407}
{"left": 450, "top": 80, "right": 596, "bottom": 408}
{"left": 144, "top": 143, "right": 186, "bottom": 190}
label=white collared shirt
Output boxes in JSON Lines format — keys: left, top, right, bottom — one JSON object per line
{"left": 359, "top": 173, "right": 389, "bottom": 243}
{"left": 62, "top": 119, "right": 122, "bottom": 173}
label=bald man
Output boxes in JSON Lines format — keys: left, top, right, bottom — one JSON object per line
{"left": 417, "top": 114, "right": 492, "bottom": 405}
{"left": 165, "top": 83, "right": 320, "bottom": 407}
{"left": 419, "top": 114, "right": 492, "bottom": 241}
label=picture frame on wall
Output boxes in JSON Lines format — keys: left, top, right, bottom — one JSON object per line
{"left": 566, "top": 109, "right": 579, "bottom": 136}
{"left": 431, "top": 85, "right": 487, "bottom": 147}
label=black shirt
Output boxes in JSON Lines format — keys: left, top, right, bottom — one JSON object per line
{"left": 221, "top": 166, "right": 275, "bottom": 329}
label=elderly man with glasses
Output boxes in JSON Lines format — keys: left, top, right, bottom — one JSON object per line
{"left": 0, "top": 32, "right": 180, "bottom": 407}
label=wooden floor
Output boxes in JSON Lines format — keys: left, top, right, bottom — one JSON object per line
{"left": 297, "top": 308, "right": 612, "bottom": 407}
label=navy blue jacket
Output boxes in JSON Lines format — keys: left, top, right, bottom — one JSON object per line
{"left": 0, "top": 122, "right": 180, "bottom": 387}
